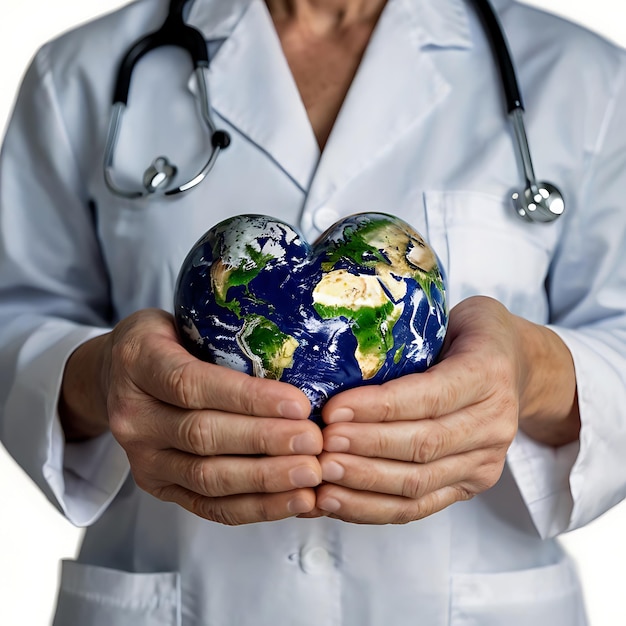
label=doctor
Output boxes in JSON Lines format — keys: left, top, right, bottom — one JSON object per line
{"left": 1, "top": 0, "right": 625, "bottom": 624}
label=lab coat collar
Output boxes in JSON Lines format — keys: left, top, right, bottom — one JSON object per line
{"left": 184, "top": 0, "right": 511, "bottom": 196}
{"left": 301, "top": 0, "right": 461, "bottom": 215}
{"left": 187, "top": 0, "right": 483, "bottom": 49}
{"left": 186, "top": 0, "right": 255, "bottom": 40}
{"left": 412, "top": 0, "right": 473, "bottom": 49}
{"left": 194, "top": 0, "right": 320, "bottom": 190}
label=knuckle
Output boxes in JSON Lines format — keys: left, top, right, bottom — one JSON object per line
{"left": 235, "top": 379, "right": 258, "bottom": 417}
{"left": 129, "top": 450, "right": 160, "bottom": 494}
{"left": 193, "top": 496, "right": 240, "bottom": 526}
{"left": 107, "top": 408, "right": 129, "bottom": 443}
{"left": 179, "top": 414, "right": 219, "bottom": 455}
{"left": 247, "top": 422, "right": 271, "bottom": 456}
{"left": 166, "top": 362, "right": 196, "bottom": 408}
{"left": 249, "top": 461, "right": 288, "bottom": 493}
{"left": 107, "top": 394, "right": 140, "bottom": 445}
{"left": 454, "top": 485, "right": 476, "bottom": 502}
{"left": 186, "top": 459, "right": 221, "bottom": 496}
{"left": 188, "top": 494, "right": 236, "bottom": 525}
{"left": 195, "top": 496, "right": 270, "bottom": 526}
{"left": 131, "top": 470, "right": 152, "bottom": 494}
{"left": 151, "top": 484, "right": 177, "bottom": 504}
{"left": 411, "top": 430, "right": 444, "bottom": 464}
{"left": 427, "top": 376, "right": 460, "bottom": 418}
{"left": 401, "top": 469, "right": 428, "bottom": 500}
{"left": 479, "top": 458, "right": 506, "bottom": 490}
{"left": 501, "top": 413, "right": 519, "bottom": 443}
{"left": 392, "top": 502, "right": 422, "bottom": 525}
{"left": 111, "top": 328, "right": 142, "bottom": 374}
{"left": 251, "top": 496, "right": 275, "bottom": 522}
{"left": 379, "top": 390, "right": 395, "bottom": 421}
{"left": 244, "top": 465, "right": 270, "bottom": 493}
{"left": 354, "top": 467, "right": 379, "bottom": 492}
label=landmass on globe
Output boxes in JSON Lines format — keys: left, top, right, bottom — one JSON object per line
{"left": 174, "top": 212, "right": 448, "bottom": 416}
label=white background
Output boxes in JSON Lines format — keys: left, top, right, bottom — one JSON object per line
{"left": 1, "top": 1, "right": 625, "bottom": 624}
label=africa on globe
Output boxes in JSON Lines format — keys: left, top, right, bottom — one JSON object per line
{"left": 174, "top": 213, "right": 448, "bottom": 417}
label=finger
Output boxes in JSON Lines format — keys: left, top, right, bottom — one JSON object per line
{"left": 318, "top": 451, "right": 503, "bottom": 499}
{"left": 321, "top": 414, "right": 513, "bottom": 463}
{"left": 151, "top": 450, "right": 322, "bottom": 497}
{"left": 140, "top": 356, "right": 312, "bottom": 419}
{"left": 113, "top": 405, "right": 321, "bottom": 458}
{"left": 155, "top": 484, "right": 318, "bottom": 524}
{"left": 137, "top": 406, "right": 324, "bottom": 456}
{"left": 113, "top": 310, "right": 311, "bottom": 418}
{"left": 322, "top": 356, "right": 507, "bottom": 424}
{"left": 315, "top": 483, "right": 472, "bottom": 525}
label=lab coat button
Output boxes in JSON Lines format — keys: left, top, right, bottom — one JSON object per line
{"left": 300, "top": 546, "right": 332, "bottom": 574}
{"left": 313, "top": 207, "right": 340, "bottom": 232}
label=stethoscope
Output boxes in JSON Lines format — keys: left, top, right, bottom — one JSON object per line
{"left": 103, "top": 0, "right": 565, "bottom": 223}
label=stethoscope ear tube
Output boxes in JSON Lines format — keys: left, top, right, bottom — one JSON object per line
{"left": 472, "top": 0, "right": 523, "bottom": 113}
{"left": 112, "top": 0, "right": 208, "bottom": 106}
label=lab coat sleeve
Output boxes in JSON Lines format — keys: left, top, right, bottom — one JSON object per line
{"left": 0, "top": 45, "right": 129, "bottom": 527}
{"left": 507, "top": 51, "right": 626, "bottom": 539}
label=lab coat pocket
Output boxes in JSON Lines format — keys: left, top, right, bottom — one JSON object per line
{"left": 52, "top": 560, "right": 181, "bottom": 626}
{"left": 450, "top": 556, "right": 587, "bottom": 626}
{"left": 423, "top": 190, "right": 560, "bottom": 320}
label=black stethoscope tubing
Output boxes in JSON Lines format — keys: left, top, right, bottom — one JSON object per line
{"left": 103, "top": 0, "right": 564, "bottom": 222}
{"left": 113, "top": 0, "right": 208, "bottom": 106}
{"left": 472, "top": 0, "right": 523, "bottom": 113}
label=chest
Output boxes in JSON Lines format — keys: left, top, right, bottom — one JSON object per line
{"left": 87, "top": 8, "right": 574, "bottom": 325}
{"left": 272, "top": 19, "right": 380, "bottom": 149}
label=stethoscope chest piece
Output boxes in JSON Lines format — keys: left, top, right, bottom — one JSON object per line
{"left": 513, "top": 181, "right": 565, "bottom": 223}
{"left": 103, "top": 0, "right": 230, "bottom": 199}
{"left": 143, "top": 157, "right": 178, "bottom": 193}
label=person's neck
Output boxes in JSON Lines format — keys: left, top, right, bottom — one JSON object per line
{"left": 265, "top": 0, "right": 388, "bottom": 36}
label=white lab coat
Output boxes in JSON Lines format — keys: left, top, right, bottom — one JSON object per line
{"left": 1, "top": 0, "right": 625, "bottom": 624}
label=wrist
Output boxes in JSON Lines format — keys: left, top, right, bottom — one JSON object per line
{"left": 514, "top": 315, "right": 580, "bottom": 446}
{"left": 59, "top": 332, "right": 111, "bottom": 441}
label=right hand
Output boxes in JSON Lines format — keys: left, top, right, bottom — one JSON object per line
{"left": 61, "top": 309, "right": 323, "bottom": 525}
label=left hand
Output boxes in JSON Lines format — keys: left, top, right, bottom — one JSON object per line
{"left": 313, "top": 296, "right": 522, "bottom": 524}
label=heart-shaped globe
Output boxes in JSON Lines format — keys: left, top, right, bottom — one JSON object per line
{"left": 174, "top": 213, "right": 448, "bottom": 417}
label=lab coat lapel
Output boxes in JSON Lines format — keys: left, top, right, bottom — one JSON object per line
{"left": 302, "top": 0, "right": 473, "bottom": 216}
{"left": 187, "top": 0, "right": 477, "bottom": 204}
{"left": 192, "top": 0, "right": 319, "bottom": 191}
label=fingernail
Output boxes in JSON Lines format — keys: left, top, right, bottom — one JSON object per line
{"left": 278, "top": 400, "right": 309, "bottom": 420}
{"left": 322, "top": 461, "right": 345, "bottom": 482}
{"left": 318, "top": 497, "right": 341, "bottom": 513}
{"left": 324, "top": 436, "right": 350, "bottom": 452}
{"left": 288, "top": 496, "right": 313, "bottom": 514}
{"left": 289, "top": 466, "right": 321, "bottom": 488}
{"left": 327, "top": 408, "right": 354, "bottom": 423}
{"left": 291, "top": 432, "right": 320, "bottom": 454}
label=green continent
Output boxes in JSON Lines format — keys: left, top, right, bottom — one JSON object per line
{"left": 321, "top": 217, "right": 445, "bottom": 309}
{"left": 211, "top": 244, "right": 274, "bottom": 317}
{"left": 321, "top": 220, "right": 393, "bottom": 272}
{"left": 237, "top": 314, "right": 299, "bottom": 380}
{"left": 314, "top": 300, "right": 401, "bottom": 379}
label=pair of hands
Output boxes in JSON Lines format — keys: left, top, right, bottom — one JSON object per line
{"left": 101, "top": 296, "right": 522, "bottom": 526}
